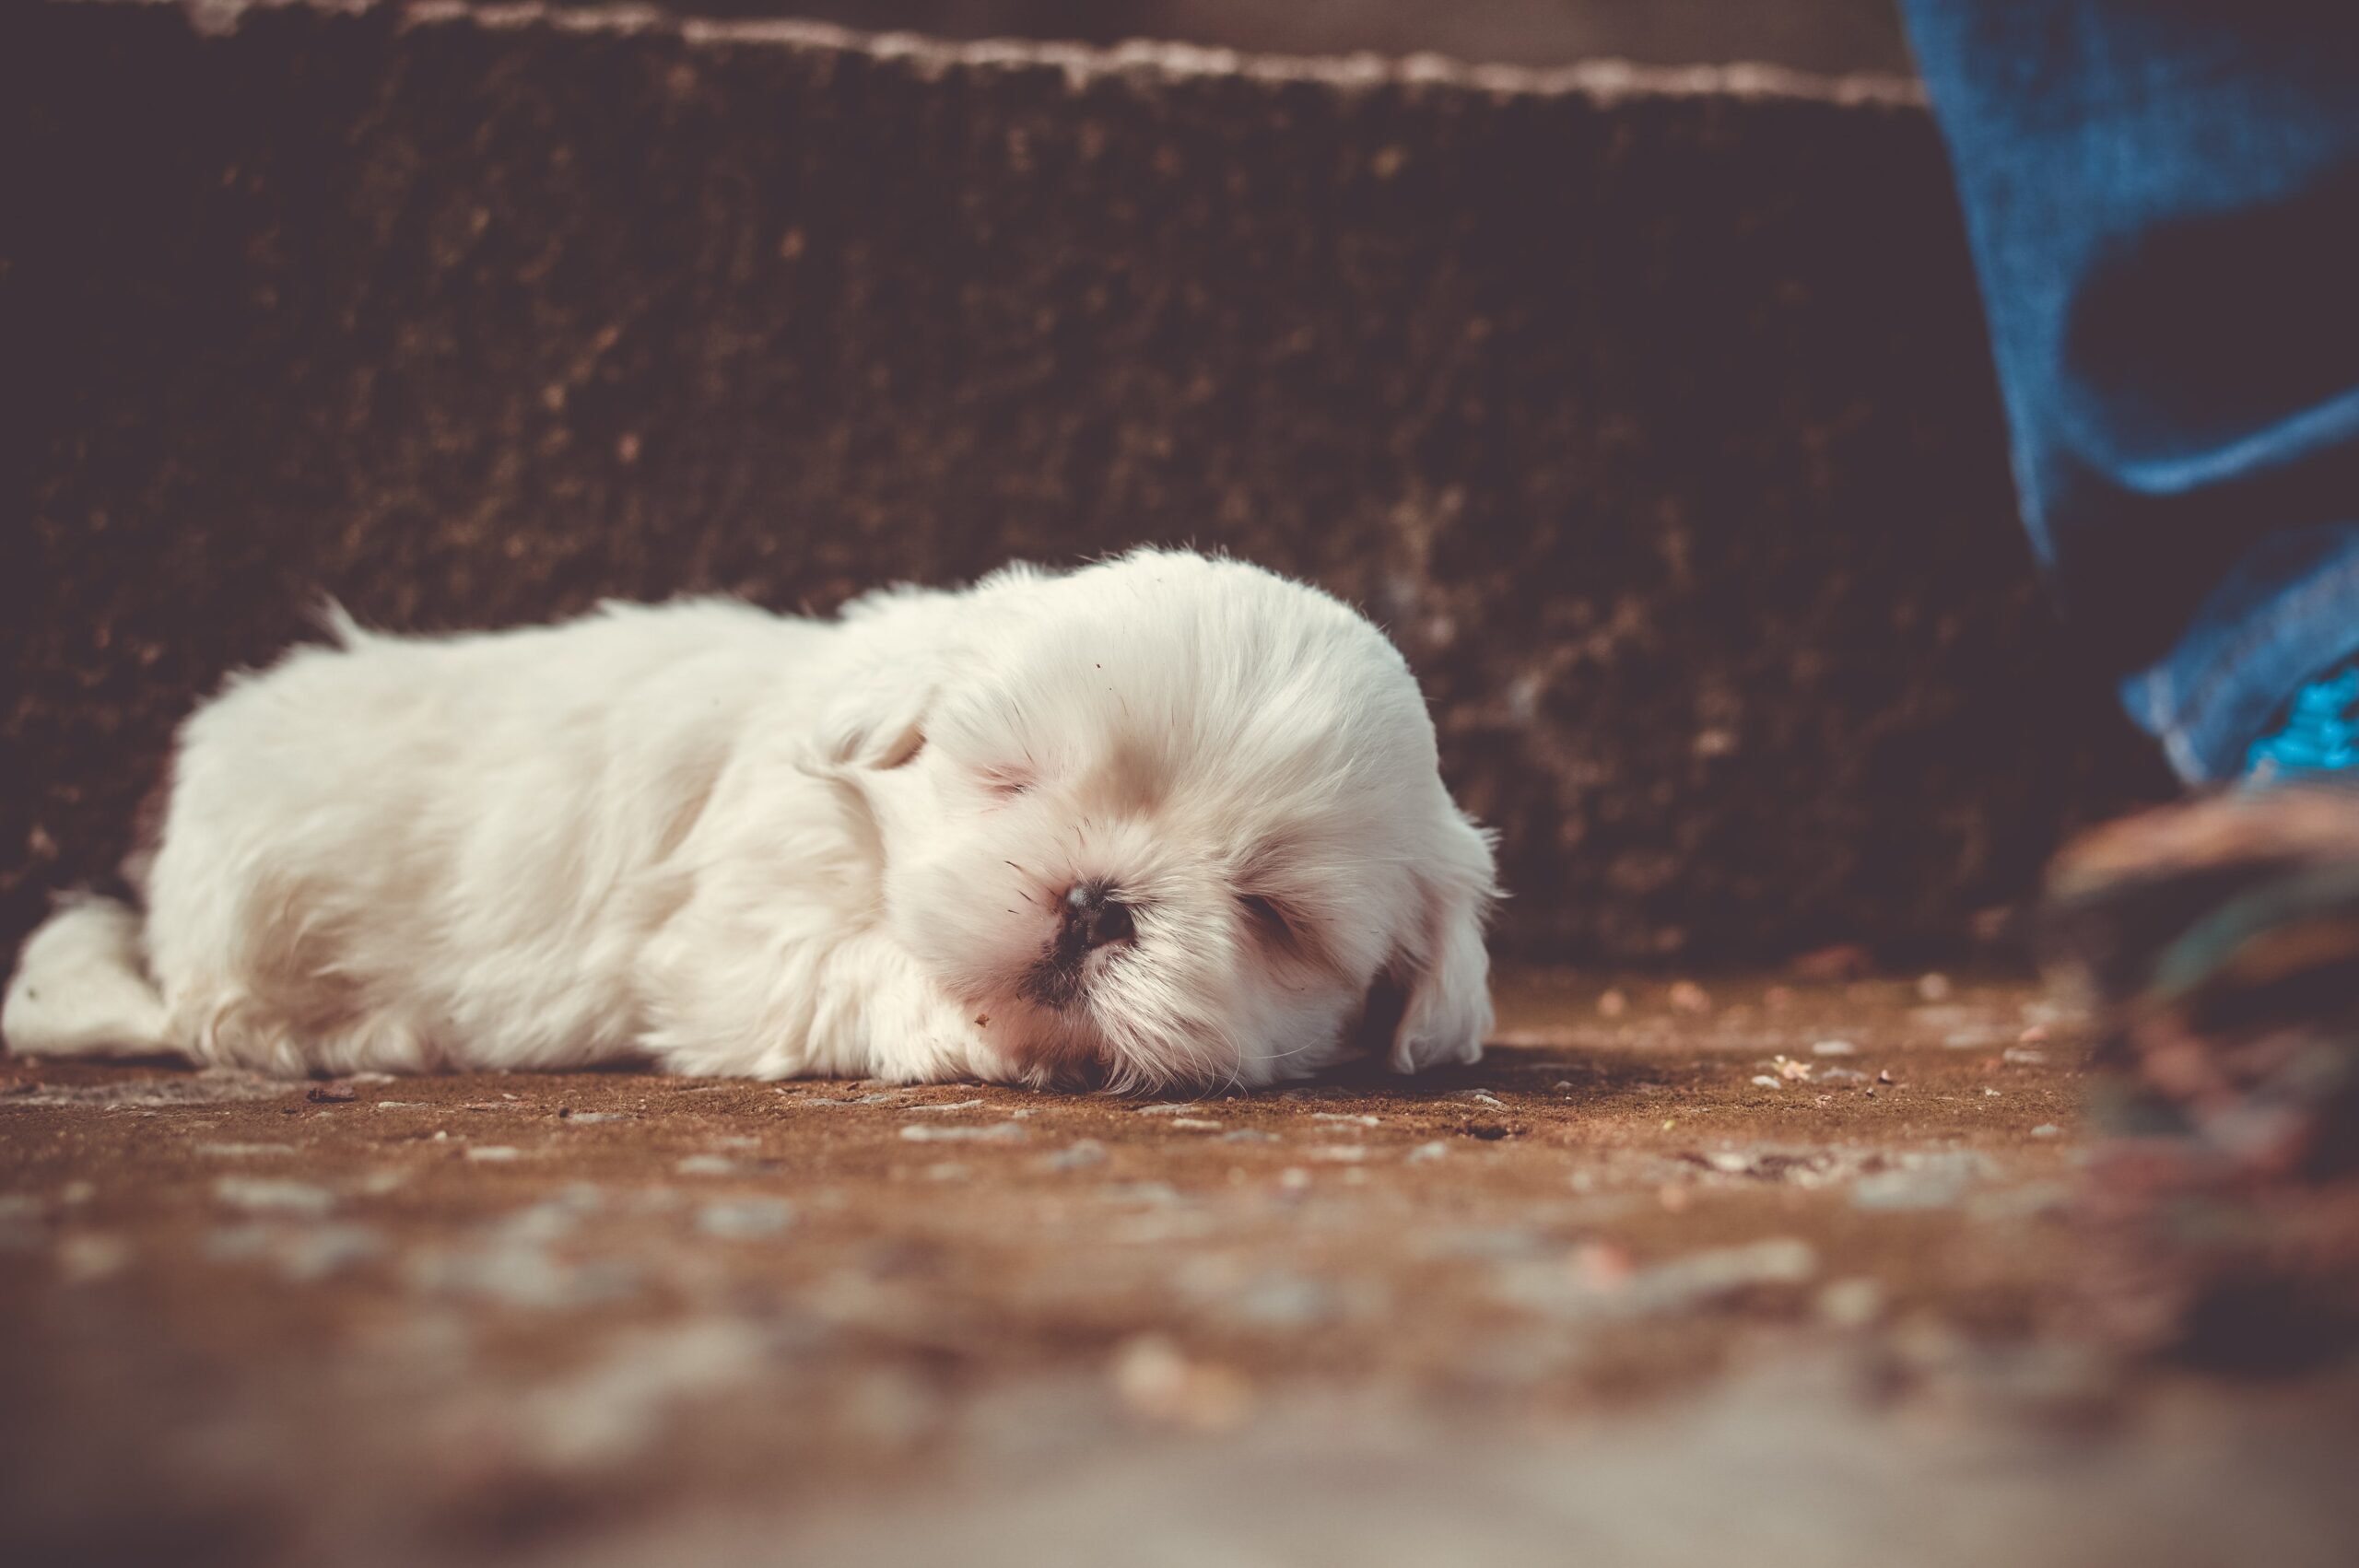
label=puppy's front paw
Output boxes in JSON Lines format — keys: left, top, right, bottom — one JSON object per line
{"left": 863, "top": 980, "right": 996, "bottom": 1084}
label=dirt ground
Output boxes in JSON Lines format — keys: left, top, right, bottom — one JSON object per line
{"left": 4, "top": 970, "right": 2355, "bottom": 1567}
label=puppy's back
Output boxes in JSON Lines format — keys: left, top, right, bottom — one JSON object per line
{"left": 138, "top": 599, "right": 828, "bottom": 1073}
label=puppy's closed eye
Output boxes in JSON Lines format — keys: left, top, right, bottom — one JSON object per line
{"left": 1238, "top": 892, "right": 1306, "bottom": 953}
{"left": 977, "top": 766, "right": 1033, "bottom": 800}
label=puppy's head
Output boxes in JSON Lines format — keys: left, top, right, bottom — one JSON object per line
{"left": 822, "top": 550, "right": 1496, "bottom": 1093}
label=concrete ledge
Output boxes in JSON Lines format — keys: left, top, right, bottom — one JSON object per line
{"left": 2, "top": 0, "right": 2169, "bottom": 965}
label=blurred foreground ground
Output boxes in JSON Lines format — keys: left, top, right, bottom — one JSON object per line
{"left": 5, "top": 971, "right": 2355, "bottom": 1566}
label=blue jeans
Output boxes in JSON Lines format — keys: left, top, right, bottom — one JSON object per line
{"left": 1897, "top": 1, "right": 2359, "bottom": 782}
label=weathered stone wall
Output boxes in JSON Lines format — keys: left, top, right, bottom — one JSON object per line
{"left": 560, "top": 1, "right": 1920, "bottom": 76}
{"left": 2, "top": 0, "right": 2168, "bottom": 965}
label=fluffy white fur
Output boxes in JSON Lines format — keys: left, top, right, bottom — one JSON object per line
{"left": 2, "top": 550, "right": 1497, "bottom": 1092}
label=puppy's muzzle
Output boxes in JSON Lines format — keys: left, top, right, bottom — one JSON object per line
{"left": 1060, "top": 880, "right": 1133, "bottom": 951}
{"left": 1020, "top": 880, "right": 1134, "bottom": 1011}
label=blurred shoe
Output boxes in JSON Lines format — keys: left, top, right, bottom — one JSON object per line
{"left": 2243, "top": 661, "right": 2359, "bottom": 785}
{"left": 2041, "top": 786, "right": 2359, "bottom": 1366}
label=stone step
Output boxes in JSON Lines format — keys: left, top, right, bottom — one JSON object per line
{"left": 637, "top": 0, "right": 1919, "bottom": 76}
{"left": 2, "top": 0, "right": 2169, "bottom": 965}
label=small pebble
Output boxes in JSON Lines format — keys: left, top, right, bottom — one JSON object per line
{"left": 1790, "top": 942, "right": 1873, "bottom": 981}
{"left": 1110, "top": 1335, "right": 1250, "bottom": 1430}
{"left": 2031, "top": 1124, "right": 2061, "bottom": 1139}
{"left": 1219, "top": 1272, "right": 1348, "bottom": 1330}
{"left": 902, "top": 1100, "right": 985, "bottom": 1114}
{"left": 1405, "top": 1141, "right": 1450, "bottom": 1164}
{"left": 1168, "top": 1117, "right": 1222, "bottom": 1131}
{"left": 1970, "top": 1181, "right": 2073, "bottom": 1221}
{"left": 2003, "top": 1047, "right": 2049, "bottom": 1066}
{"left": 1217, "top": 1129, "right": 1279, "bottom": 1145}
{"left": 696, "top": 1198, "right": 795, "bottom": 1239}
{"left": 1046, "top": 1140, "right": 1109, "bottom": 1170}
{"left": 57, "top": 1234, "right": 133, "bottom": 1285}
{"left": 407, "top": 1245, "right": 637, "bottom": 1310}
{"left": 1310, "top": 1113, "right": 1380, "bottom": 1127}
{"left": 899, "top": 1123, "right": 1027, "bottom": 1143}
{"left": 1750, "top": 1075, "right": 1780, "bottom": 1088}
{"left": 675, "top": 1154, "right": 741, "bottom": 1176}
{"left": 1498, "top": 1238, "right": 1820, "bottom": 1321}
{"left": 1851, "top": 1153, "right": 1990, "bottom": 1211}
{"left": 274, "top": 1223, "right": 386, "bottom": 1282}
{"left": 1308, "top": 1144, "right": 1369, "bottom": 1163}
{"left": 466, "top": 1146, "right": 524, "bottom": 1163}
{"left": 1810, "top": 1040, "right": 1860, "bottom": 1057}
{"left": 305, "top": 1083, "right": 358, "bottom": 1104}
{"left": 1817, "top": 1277, "right": 1886, "bottom": 1328}
{"left": 214, "top": 1176, "right": 334, "bottom": 1216}
{"left": 203, "top": 1223, "right": 277, "bottom": 1263}
{"left": 1101, "top": 1182, "right": 1184, "bottom": 1207}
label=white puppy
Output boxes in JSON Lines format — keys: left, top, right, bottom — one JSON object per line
{"left": 3, "top": 549, "right": 1497, "bottom": 1092}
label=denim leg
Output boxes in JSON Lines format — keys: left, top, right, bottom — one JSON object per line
{"left": 1895, "top": 1, "right": 2359, "bottom": 781}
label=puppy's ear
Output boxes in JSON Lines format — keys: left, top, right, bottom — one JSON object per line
{"left": 812, "top": 663, "right": 932, "bottom": 773}
{"left": 1381, "top": 812, "right": 1498, "bottom": 1074}
{"left": 805, "top": 568, "right": 1051, "bottom": 775}
{"left": 805, "top": 588, "right": 955, "bottom": 776}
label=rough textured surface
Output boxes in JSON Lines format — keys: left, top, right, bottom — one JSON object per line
{"left": 6, "top": 974, "right": 2356, "bottom": 1566}
{"left": 549, "top": 0, "right": 1922, "bottom": 76}
{"left": 4, "top": 0, "right": 2170, "bottom": 969}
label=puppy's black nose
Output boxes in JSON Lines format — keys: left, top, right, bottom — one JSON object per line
{"left": 1061, "top": 881, "right": 1134, "bottom": 950}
